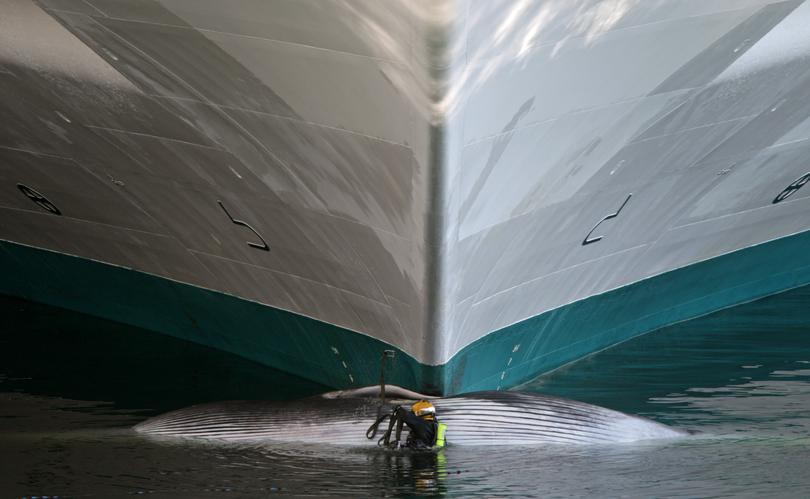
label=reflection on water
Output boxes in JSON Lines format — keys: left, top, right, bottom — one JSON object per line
{"left": 3, "top": 286, "right": 810, "bottom": 497}
{"left": 0, "top": 295, "right": 327, "bottom": 413}
{"left": 526, "top": 285, "right": 810, "bottom": 435}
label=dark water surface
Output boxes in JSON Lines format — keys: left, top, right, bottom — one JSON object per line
{"left": 3, "top": 287, "right": 810, "bottom": 498}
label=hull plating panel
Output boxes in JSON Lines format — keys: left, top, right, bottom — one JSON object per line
{"left": 1, "top": 0, "right": 810, "bottom": 384}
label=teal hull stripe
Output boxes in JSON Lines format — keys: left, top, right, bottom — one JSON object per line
{"left": 2, "top": 229, "right": 810, "bottom": 395}
{"left": 0, "top": 240, "right": 437, "bottom": 393}
{"left": 446, "top": 230, "right": 810, "bottom": 394}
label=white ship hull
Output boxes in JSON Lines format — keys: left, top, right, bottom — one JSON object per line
{"left": 2, "top": 0, "right": 810, "bottom": 393}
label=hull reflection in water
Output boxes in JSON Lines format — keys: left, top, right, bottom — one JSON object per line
{"left": 135, "top": 386, "right": 684, "bottom": 446}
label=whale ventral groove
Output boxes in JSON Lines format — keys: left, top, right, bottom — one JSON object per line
{"left": 134, "top": 386, "right": 685, "bottom": 446}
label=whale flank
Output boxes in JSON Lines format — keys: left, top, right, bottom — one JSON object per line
{"left": 134, "top": 387, "right": 685, "bottom": 446}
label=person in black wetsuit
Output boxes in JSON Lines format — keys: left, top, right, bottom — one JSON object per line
{"left": 396, "top": 400, "right": 444, "bottom": 449}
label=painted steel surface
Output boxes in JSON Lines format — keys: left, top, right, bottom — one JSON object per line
{"left": 2, "top": 0, "right": 810, "bottom": 391}
{"left": 3, "top": 226, "right": 809, "bottom": 393}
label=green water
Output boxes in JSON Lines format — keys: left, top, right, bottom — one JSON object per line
{"left": 3, "top": 287, "right": 810, "bottom": 498}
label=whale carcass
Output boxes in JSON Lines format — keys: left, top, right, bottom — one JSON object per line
{"left": 134, "top": 386, "right": 684, "bottom": 446}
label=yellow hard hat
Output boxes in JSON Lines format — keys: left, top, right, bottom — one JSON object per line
{"left": 412, "top": 400, "right": 436, "bottom": 419}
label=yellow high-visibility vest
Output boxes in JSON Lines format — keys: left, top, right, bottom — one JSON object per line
{"left": 434, "top": 422, "right": 447, "bottom": 448}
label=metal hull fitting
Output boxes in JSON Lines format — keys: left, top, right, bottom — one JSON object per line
{"left": 134, "top": 386, "right": 684, "bottom": 446}
{"left": 3, "top": 0, "right": 810, "bottom": 393}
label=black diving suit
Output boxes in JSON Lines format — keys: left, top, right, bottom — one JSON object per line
{"left": 396, "top": 406, "right": 437, "bottom": 449}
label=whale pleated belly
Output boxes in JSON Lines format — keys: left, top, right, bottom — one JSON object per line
{"left": 134, "top": 389, "right": 684, "bottom": 446}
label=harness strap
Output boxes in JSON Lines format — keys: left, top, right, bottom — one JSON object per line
{"left": 394, "top": 411, "right": 405, "bottom": 443}
{"left": 380, "top": 409, "right": 400, "bottom": 447}
{"left": 369, "top": 406, "right": 407, "bottom": 448}
{"left": 365, "top": 412, "right": 390, "bottom": 440}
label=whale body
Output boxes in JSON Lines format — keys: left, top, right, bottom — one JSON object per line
{"left": 135, "top": 386, "right": 685, "bottom": 446}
